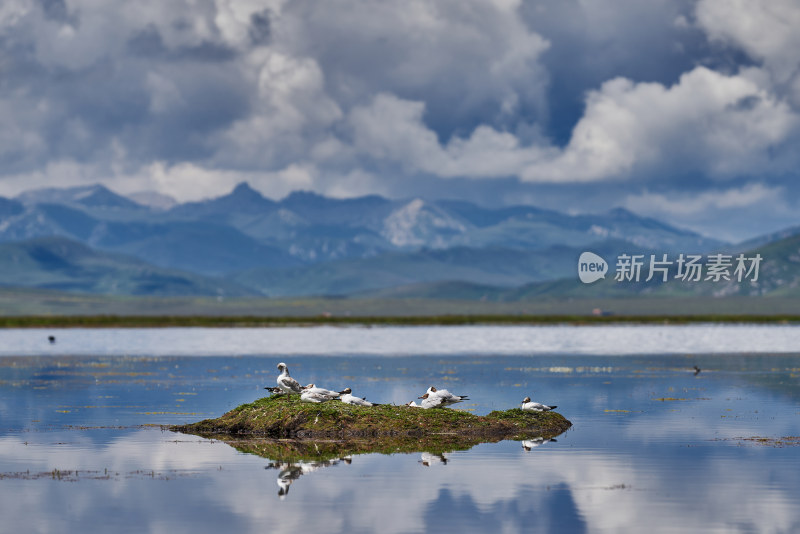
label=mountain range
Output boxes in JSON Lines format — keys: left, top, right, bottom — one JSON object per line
{"left": 0, "top": 182, "right": 796, "bottom": 299}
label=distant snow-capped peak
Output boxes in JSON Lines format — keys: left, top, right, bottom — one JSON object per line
{"left": 381, "top": 198, "right": 469, "bottom": 247}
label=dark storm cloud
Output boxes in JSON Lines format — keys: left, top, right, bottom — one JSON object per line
{"left": 278, "top": 0, "right": 551, "bottom": 139}
{"left": 520, "top": 0, "right": 708, "bottom": 142}
{"left": 248, "top": 9, "right": 272, "bottom": 45}
{"left": 128, "top": 26, "right": 238, "bottom": 63}
{"left": 39, "top": 0, "right": 72, "bottom": 22}
{"left": 0, "top": 2, "right": 253, "bottom": 174}
{"left": 127, "top": 25, "right": 168, "bottom": 58}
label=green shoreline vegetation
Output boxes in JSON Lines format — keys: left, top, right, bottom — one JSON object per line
{"left": 2, "top": 313, "right": 800, "bottom": 328}
{"left": 1, "top": 287, "right": 800, "bottom": 325}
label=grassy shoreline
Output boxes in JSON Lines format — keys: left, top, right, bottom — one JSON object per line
{"left": 170, "top": 391, "right": 566, "bottom": 463}
{"left": 173, "top": 394, "right": 572, "bottom": 440}
{"left": 2, "top": 288, "right": 800, "bottom": 320}
{"left": 1, "top": 313, "right": 800, "bottom": 328}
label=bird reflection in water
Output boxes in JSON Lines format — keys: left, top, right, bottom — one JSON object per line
{"left": 419, "top": 452, "right": 449, "bottom": 466}
{"left": 521, "top": 437, "right": 556, "bottom": 451}
{"left": 266, "top": 456, "right": 351, "bottom": 499}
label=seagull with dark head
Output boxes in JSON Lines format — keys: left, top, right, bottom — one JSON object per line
{"left": 303, "top": 384, "right": 341, "bottom": 400}
{"left": 520, "top": 396, "right": 556, "bottom": 412}
{"left": 339, "top": 387, "right": 381, "bottom": 406}
{"left": 300, "top": 389, "right": 338, "bottom": 403}
{"left": 419, "top": 386, "right": 469, "bottom": 407}
{"left": 418, "top": 392, "right": 446, "bottom": 409}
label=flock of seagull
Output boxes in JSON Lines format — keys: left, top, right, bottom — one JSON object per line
{"left": 267, "top": 362, "right": 557, "bottom": 412}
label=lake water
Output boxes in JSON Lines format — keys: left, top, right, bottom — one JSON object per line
{"left": 1, "top": 325, "right": 800, "bottom": 533}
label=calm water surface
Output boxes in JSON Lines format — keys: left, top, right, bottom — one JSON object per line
{"left": 1, "top": 325, "right": 799, "bottom": 533}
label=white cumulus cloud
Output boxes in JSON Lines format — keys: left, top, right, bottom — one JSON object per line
{"left": 521, "top": 66, "right": 799, "bottom": 182}
{"left": 696, "top": 0, "right": 800, "bottom": 84}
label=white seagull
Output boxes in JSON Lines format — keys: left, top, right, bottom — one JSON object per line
{"left": 276, "top": 362, "right": 303, "bottom": 397}
{"left": 300, "top": 389, "right": 337, "bottom": 403}
{"left": 419, "top": 386, "right": 469, "bottom": 406}
{"left": 405, "top": 401, "right": 421, "bottom": 408}
{"left": 418, "top": 393, "right": 446, "bottom": 409}
{"left": 339, "top": 388, "right": 381, "bottom": 406}
{"left": 520, "top": 396, "right": 557, "bottom": 412}
{"left": 302, "top": 384, "right": 341, "bottom": 399}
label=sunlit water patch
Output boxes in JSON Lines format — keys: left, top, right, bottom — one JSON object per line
{"left": 2, "top": 324, "right": 800, "bottom": 356}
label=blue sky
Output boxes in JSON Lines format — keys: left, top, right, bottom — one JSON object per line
{"left": 1, "top": 0, "right": 799, "bottom": 241}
